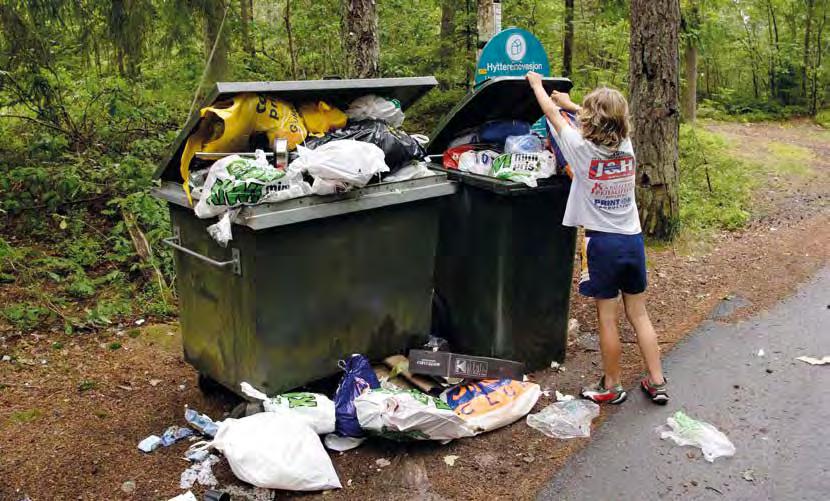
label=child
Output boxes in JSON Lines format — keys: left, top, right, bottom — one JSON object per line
{"left": 526, "top": 71, "right": 668, "bottom": 405}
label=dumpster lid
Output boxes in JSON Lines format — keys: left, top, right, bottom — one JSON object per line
{"left": 155, "top": 76, "right": 439, "bottom": 181}
{"left": 426, "top": 76, "right": 573, "bottom": 156}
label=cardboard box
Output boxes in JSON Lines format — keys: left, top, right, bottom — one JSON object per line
{"left": 408, "top": 350, "right": 524, "bottom": 380}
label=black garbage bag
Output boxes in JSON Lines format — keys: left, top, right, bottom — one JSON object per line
{"left": 305, "top": 120, "right": 426, "bottom": 173}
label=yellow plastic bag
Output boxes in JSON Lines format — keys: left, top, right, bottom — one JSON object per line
{"left": 179, "top": 94, "right": 307, "bottom": 203}
{"left": 299, "top": 101, "right": 348, "bottom": 136}
{"left": 256, "top": 96, "right": 307, "bottom": 148}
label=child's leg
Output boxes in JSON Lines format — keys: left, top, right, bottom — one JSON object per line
{"left": 596, "top": 297, "right": 623, "bottom": 387}
{"left": 622, "top": 292, "right": 665, "bottom": 385}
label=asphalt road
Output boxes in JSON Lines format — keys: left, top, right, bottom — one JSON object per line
{"left": 538, "top": 267, "right": 830, "bottom": 501}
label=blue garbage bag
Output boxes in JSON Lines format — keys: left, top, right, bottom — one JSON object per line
{"left": 546, "top": 111, "right": 579, "bottom": 175}
{"left": 478, "top": 120, "right": 531, "bottom": 147}
{"left": 333, "top": 354, "right": 380, "bottom": 437}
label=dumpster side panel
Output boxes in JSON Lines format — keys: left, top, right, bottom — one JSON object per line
{"left": 507, "top": 186, "right": 576, "bottom": 367}
{"left": 434, "top": 180, "right": 576, "bottom": 370}
{"left": 169, "top": 205, "right": 255, "bottom": 389}
{"left": 237, "top": 200, "right": 440, "bottom": 393}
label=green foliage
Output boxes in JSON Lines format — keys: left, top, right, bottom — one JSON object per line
{"left": 1, "top": 303, "right": 51, "bottom": 331}
{"left": 678, "top": 125, "right": 753, "bottom": 232}
{"left": 817, "top": 109, "right": 830, "bottom": 128}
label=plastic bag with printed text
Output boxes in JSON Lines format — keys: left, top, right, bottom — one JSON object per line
{"left": 194, "top": 152, "right": 310, "bottom": 219}
{"left": 240, "top": 382, "right": 335, "bottom": 435}
{"left": 355, "top": 388, "right": 475, "bottom": 441}
{"left": 441, "top": 379, "right": 541, "bottom": 435}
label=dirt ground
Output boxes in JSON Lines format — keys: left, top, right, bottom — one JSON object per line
{"left": 1, "top": 120, "right": 828, "bottom": 501}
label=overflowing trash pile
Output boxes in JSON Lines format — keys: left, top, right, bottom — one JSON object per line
{"left": 139, "top": 337, "right": 606, "bottom": 498}
{"left": 181, "top": 93, "right": 434, "bottom": 245}
{"left": 440, "top": 118, "right": 566, "bottom": 186}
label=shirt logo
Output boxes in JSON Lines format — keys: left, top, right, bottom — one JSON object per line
{"left": 588, "top": 156, "right": 635, "bottom": 180}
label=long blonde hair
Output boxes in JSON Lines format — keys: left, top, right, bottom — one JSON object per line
{"left": 577, "top": 87, "right": 630, "bottom": 149}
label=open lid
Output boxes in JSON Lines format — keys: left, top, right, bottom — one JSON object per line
{"left": 155, "top": 76, "right": 438, "bottom": 181}
{"left": 426, "top": 76, "right": 572, "bottom": 155}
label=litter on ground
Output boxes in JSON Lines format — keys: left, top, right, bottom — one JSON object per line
{"left": 526, "top": 400, "right": 600, "bottom": 439}
{"left": 656, "top": 411, "right": 736, "bottom": 462}
{"left": 796, "top": 355, "right": 830, "bottom": 365}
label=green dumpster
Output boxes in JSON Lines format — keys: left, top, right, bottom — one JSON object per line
{"left": 428, "top": 77, "right": 578, "bottom": 370}
{"left": 152, "top": 77, "right": 455, "bottom": 394}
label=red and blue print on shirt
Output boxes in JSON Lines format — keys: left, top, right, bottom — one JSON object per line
{"left": 588, "top": 154, "right": 636, "bottom": 180}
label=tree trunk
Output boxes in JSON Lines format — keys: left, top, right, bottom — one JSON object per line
{"left": 284, "top": 0, "right": 298, "bottom": 79}
{"left": 810, "top": 8, "right": 826, "bottom": 115}
{"left": 803, "top": 0, "right": 815, "bottom": 96}
{"left": 682, "top": 40, "right": 697, "bottom": 122}
{"left": 465, "top": 0, "right": 475, "bottom": 89}
{"left": 204, "top": 0, "right": 229, "bottom": 84}
{"left": 563, "top": 0, "right": 575, "bottom": 77}
{"left": 240, "top": 0, "right": 253, "bottom": 58}
{"left": 477, "top": 0, "right": 498, "bottom": 59}
{"left": 342, "top": 0, "right": 379, "bottom": 78}
{"left": 437, "top": 0, "right": 457, "bottom": 87}
{"left": 629, "top": 0, "right": 681, "bottom": 239}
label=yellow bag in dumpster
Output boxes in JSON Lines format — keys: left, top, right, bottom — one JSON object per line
{"left": 256, "top": 96, "right": 307, "bottom": 148}
{"left": 179, "top": 94, "right": 308, "bottom": 203}
{"left": 299, "top": 101, "right": 348, "bottom": 136}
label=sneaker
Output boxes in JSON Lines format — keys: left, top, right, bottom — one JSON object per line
{"left": 581, "top": 376, "right": 627, "bottom": 404}
{"left": 641, "top": 377, "right": 669, "bottom": 405}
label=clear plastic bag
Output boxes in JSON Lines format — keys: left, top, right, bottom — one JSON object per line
{"left": 526, "top": 400, "right": 600, "bottom": 439}
{"left": 656, "top": 411, "right": 736, "bottom": 462}
{"left": 505, "top": 134, "right": 543, "bottom": 154}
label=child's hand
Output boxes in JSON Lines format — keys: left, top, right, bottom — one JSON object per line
{"left": 551, "top": 91, "right": 575, "bottom": 109}
{"left": 526, "top": 71, "right": 544, "bottom": 88}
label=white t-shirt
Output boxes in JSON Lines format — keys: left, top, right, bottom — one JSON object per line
{"left": 550, "top": 122, "right": 642, "bottom": 235}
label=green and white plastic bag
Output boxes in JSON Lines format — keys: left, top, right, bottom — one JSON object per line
{"left": 490, "top": 151, "right": 556, "bottom": 187}
{"left": 240, "top": 382, "right": 335, "bottom": 435}
{"left": 355, "top": 388, "right": 475, "bottom": 441}
{"left": 656, "top": 411, "right": 736, "bottom": 462}
{"left": 194, "top": 151, "right": 310, "bottom": 219}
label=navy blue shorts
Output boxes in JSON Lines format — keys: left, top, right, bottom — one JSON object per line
{"left": 579, "top": 230, "right": 647, "bottom": 299}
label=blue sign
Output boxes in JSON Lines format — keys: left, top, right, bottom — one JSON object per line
{"left": 475, "top": 28, "right": 551, "bottom": 85}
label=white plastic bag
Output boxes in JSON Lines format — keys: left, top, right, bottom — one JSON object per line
{"left": 355, "top": 389, "right": 475, "bottom": 441}
{"left": 457, "top": 150, "right": 500, "bottom": 176}
{"left": 383, "top": 162, "right": 435, "bottom": 182}
{"left": 526, "top": 400, "right": 600, "bottom": 439}
{"left": 194, "top": 151, "right": 310, "bottom": 219}
{"left": 240, "top": 382, "right": 336, "bottom": 435}
{"left": 347, "top": 95, "right": 405, "bottom": 127}
{"left": 290, "top": 140, "right": 389, "bottom": 189}
{"left": 204, "top": 412, "right": 341, "bottom": 491}
{"left": 441, "top": 379, "right": 541, "bottom": 435}
{"left": 656, "top": 411, "right": 736, "bottom": 462}
{"left": 206, "top": 208, "right": 240, "bottom": 247}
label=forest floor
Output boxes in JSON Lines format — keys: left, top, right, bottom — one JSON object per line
{"left": 1, "top": 120, "right": 828, "bottom": 501}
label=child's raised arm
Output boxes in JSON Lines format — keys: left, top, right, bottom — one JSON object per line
{"left": 526, "top": 71, "right": 569, "bottom": 134}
